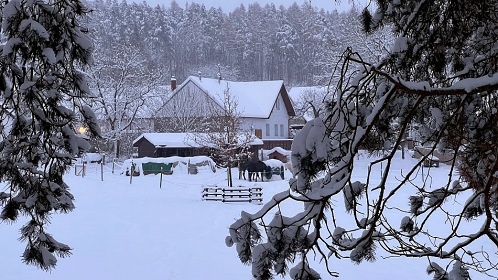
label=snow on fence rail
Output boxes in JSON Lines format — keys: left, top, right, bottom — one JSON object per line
{"left": 201, "top": 185, "right": 263, "bottom": 205}
{"left": 122, "top": 156, "right": 216, "bottom": 176}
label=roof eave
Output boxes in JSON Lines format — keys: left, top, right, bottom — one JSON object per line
{"left": 280, "top": 84, "right": 296, "bottom": 117}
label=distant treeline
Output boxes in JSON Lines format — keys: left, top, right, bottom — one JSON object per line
{"left": 88, "top": 0, "right": 391, "bottom": 86}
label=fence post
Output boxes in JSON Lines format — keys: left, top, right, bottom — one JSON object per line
{"left": 101, "top": 160, "right": 104, "bottom": 181}
{"left": 82, "top": 160, "right": 85, "bottom": 178}
{"left": 160, "top": 166, "right": 163, "bottom": 189}
{"left": 112, "top": 158, "right": 115, "bottom": 174}
{"left": 130, "top": 161, "right": 134, "bottom": 185}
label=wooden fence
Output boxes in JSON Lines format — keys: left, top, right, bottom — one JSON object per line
{"left": 201, "top": 186, "right": 263, "bottom": 204}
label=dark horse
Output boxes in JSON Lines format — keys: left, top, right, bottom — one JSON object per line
{"left": 238, "top": 161, "right": 249, "bottom": 180}
{"left": 246, "top": 161, "right": 272, "bottom": 182}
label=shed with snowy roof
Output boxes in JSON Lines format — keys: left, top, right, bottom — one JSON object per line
{"left": 156, "top": 75, "right": 295, "bottom": 149}
{"left": 132, "top": 132, "right": 264, "bottom": 159}
{"left": 263, "top": 147, "right": 291, "bottom": 163}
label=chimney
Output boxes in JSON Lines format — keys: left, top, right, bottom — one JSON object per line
{"left": 171, "top": 75, "right": 177, "bottom": 91}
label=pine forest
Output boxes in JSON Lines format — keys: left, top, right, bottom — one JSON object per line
{"left": 87, "top": 0, "right": 392, "bottom": 87}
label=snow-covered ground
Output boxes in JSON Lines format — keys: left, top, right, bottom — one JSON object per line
{"left": 0, "top": 152, "right": 489, "bottom": 279}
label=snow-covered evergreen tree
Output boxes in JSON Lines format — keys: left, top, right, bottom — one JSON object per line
{"left": 0, "top": 0, "right": 98, "bottom": 270}
{"left": 227, "top": 0, "right": 498, "bottom": 279}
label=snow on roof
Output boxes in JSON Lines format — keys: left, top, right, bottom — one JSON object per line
{"left": 263, "top": 147, "right": 291, "bottom": 156}
{"left": 133, "top": 132, "right": 263, "bottom": 147}
{"left": 185, "top": 76, "right": 284, "bottom": 118}
{"left": 133, "top": 133, "right": 198, "bottom": 147}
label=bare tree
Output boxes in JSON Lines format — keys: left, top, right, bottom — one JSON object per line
{"left": 87, "top": 46, "right": 164, "bottom": 158}
{"left": 155, "top": 82, "right": 213, "bottom": 133}
{"left": 227, "top": 1, "right": 498, "bottom": 279}
{"left": 191, "top": 84, "right": 254, "bottom": 187}
{"left": 292, "top": 87, "right": 333, "bottom": 120}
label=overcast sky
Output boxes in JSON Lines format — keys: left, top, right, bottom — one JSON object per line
{"left": 139, "top": 0, "right": 369, "bottom": 13}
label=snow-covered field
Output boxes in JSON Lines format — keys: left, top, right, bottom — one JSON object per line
{"left": 0, "top": 152, "right": 488, "bottom": 279}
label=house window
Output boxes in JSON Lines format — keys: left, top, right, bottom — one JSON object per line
{"left": 280, "top": 124, "right": 284, "bottom": 137}
{"left": 274, "top": 124, "right": 278, "bottom": 136}
{"left": 275, "top": 98, "right": 280, "bottom": 110}
{"left": 266, "top": 124, "right": 270, "bottom": 136}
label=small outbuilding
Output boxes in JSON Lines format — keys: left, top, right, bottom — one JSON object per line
{"left": 132, "top": 133, "right": 264, "bottom": 159}
{"left": 133, "top": 133, "right": 204, "bottom": 158}
{"left": 262, "top": 147, "right": 291, "bottom": 163}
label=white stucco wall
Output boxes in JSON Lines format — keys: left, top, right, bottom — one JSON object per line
{"left": 241, "top": 94, "right": 290, "bottom": 139}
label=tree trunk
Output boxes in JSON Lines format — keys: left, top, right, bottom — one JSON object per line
{"left": 227, "top": 165, "right": 233, "bottom": 187}
{"left": 114, "top": 139, "right": 120, "bottom": 159}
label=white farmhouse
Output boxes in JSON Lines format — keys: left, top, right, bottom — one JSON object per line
{"left": 156, "top": 75, "right": 296, "bottom": 150}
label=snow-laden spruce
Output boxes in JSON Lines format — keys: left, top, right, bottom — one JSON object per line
{"left": 0, "top": 0, "right": 98, "bottom": 270}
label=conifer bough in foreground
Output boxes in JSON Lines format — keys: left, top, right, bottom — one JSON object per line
{"left": 227, "top": 1, "right": 498, "bottom": 279}
{"left": 0, "top": 0, "right": 99, "bottom": 270}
